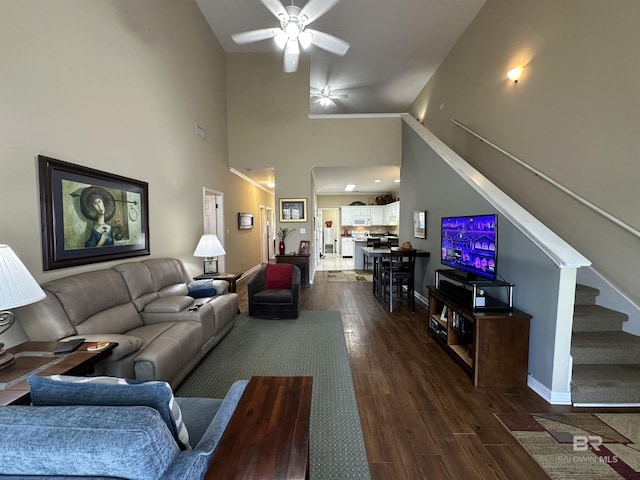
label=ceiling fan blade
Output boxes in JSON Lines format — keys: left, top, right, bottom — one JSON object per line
{"left": 260, "top": 0, "right": 287, "bottom": 19}
{"left": 283, "top": 41, "right": 299, "bottom": 72}
{"left": 231, "top": 28, "right": 278, "bottom": 45}
{"left": 299, "top": 0, "right": 341, "bottom": 24}
{"left": 305, "top": 29, "right": 350, "bottom": 56}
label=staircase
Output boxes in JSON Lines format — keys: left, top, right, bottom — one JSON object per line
{"left": 571, "top": 284, "right": 640, "bottom": 405}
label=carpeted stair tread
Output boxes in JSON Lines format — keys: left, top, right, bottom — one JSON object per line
{"left": 575, "top": 284, "right": 600, "bottom": 306}
{"left": 572, "top": 304, "right": 628, "bottom": 332}
{"left": 572, "top": 331, "right": 640, "bottom": 365}
{"left": 572, "top": 364, "right": 640, "bottom": 403}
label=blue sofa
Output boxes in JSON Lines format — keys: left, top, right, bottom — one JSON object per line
{"left": 0, "top": 379, "right": 248, "bottom": 479}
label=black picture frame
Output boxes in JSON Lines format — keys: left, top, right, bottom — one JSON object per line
{"left": 38, "top": 155, "right": 150, "bottom": 270}
{"left": 413, "top": 210, "right": 427, "bottom": 239}
{"left": 238, "top": 212, "right": 254, "bottom": 230}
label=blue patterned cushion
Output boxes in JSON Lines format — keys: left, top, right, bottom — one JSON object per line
{"left": 28, "top": 375, "right": 190, "bottom": 449}
{"left": 0, "top": 405, "right": 178, "bottom": 479}
{"left": 188, "top": 279, "right": 217, "bottom": 298}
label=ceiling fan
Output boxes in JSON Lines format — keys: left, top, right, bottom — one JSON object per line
{"left": 231, "top": 0, "right": 350, "bottom": 73}
{"left": 310, "top": 85, "right": 348, "bottom": 108}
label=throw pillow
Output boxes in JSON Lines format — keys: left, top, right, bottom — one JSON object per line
{"left": 28, "top": 375, "right": 190, "bottom": 450}
{"left": 188, "top": 279, "right": 217, "bottom": 298}
{"left": 264, "top": 263, "right": 293, "bottom": 290}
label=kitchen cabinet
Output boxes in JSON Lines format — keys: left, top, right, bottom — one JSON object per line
{"left": 383, "top": 201, "right": 400, "bottom": 225}
{"left": 342, "top": 204, "right": 397, "bottom": 226}
{"left": 341, "top": 207, "right": 353, "bottom": 226}
{"left": 341, "top": 237, "right": 355, "bottom": 257}
{"left": 370, "top": 206, "right": 384, "bottom": 225}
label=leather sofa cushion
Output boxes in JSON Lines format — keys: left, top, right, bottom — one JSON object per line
{"left": 143, "top": 258, "right": 190, "bottom": 296}
{"left": 144, "top": 296, "right": 194, "bottom": 313}
{"left": 112, "top": 261, "right": 159, "bottom": 312}
{"left": 44, "top": 269, "right": 141, "bottom": 331}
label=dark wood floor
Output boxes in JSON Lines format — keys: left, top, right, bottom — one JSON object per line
{"left": 235, "top": 270, "right": 630, "bottom": 479}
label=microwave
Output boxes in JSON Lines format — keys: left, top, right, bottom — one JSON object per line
{"left": 352, "top": 216, "right": 371, "bottom": 226}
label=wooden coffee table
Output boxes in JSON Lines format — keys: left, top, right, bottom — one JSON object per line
{"left": 0, "top": 341, "right": 116, "bottom": 406}
{"left": 206, "top": 375, "right": 313, "bottom": 480}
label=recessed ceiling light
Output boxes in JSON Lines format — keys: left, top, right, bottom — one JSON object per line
{"left": 267, "top": 182, "right": 275, "bottom": 188}
{"left": 394, "top": 179, "right": 401, "bottom": 183}
{"left": 374, "top": 179, "right": 381, "bottom": 183}
{"left": 345, "top": 184, "right": 356, "bottom": 191}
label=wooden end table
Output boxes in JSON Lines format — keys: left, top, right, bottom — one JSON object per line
{"left": 206, "top": 375, "right": 313, "bottom": 480}
{"left": 194, "top": 272, "right": 242, "bottom": 293}
{"left": 0, "top": 341, "right": 116, "bottom": 406}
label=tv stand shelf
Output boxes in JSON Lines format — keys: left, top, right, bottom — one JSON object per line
{"left": 435, "top": 269, "right": 514, "bottom": 310}
{"left": 427, "top": 286, "right": 531, "bottom": 387}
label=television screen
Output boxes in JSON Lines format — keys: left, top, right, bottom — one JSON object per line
{"left": 441, "top": 214, "right": 497, "bottom": 280}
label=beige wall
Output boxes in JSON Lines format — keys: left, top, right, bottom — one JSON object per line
{"left": 226, "top": 53, "right": 402, "bottom": 249}
{"left": 0, "top": 0, "right": 267, "bottom": 284}
{"left": 409, "top": 0, "right": 640, "bottom": 304}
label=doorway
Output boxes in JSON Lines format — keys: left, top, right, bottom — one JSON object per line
{"left": 202, "top": 187, "right": 226, "bottom": 272}
{"left": 259, "top": 206, "right": 274, "bottom": 264}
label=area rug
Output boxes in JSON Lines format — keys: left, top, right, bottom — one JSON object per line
{"left": 495, "top": 413, "right": 640, "bottom": 479}
{"left": 327, "top": 269, "right": 373, "bottom": 282}
{"left": 176, "top": 311, "right": 371, "bottom": 480}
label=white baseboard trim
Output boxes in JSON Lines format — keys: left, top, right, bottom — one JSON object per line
{"left": 573, "top": 402, "right": 640, "bottom": 408}
{"left": 527, "top": 374, "right": 572, "bottom": 405}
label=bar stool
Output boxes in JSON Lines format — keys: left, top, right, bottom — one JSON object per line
{"left": 381, "top": 247, "right": 417, "bottom": 313}
{"left": 364, "top": 238, "right": 380, "bottom": 271}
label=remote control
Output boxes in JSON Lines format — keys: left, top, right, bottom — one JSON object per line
{"left": 54, "top": 338, "right": 85, "bottom": 354}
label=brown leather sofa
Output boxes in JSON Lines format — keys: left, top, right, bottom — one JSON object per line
{"left": 15, "top": 258, "right": 238, "bottom": 387}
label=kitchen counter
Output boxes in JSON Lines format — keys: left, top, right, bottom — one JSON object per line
{"left": 354, "top": 239, "right": 368, "bottom": 269}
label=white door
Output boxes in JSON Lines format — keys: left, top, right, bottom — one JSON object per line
{"left": 203, "top": 188, "right": 225, "bottom": 272}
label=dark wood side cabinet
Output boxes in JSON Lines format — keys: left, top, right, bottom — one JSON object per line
{"left": 427, "top": 286, "right": 531, "bottom": 387}
{"left": 275, "top": 253, "right": 310, "bottom": 286}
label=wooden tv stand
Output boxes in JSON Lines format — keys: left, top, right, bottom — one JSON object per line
{"left": 427, "top": 286, "right": 531, "bottom": 387}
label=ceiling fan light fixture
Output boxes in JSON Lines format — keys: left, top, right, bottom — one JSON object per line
{"left": 319, "top": 96, "right": 333, "bottom": 108}
{"left": 274, "top": 30, "right": 288, "bottom": 48}
{"left": 298, "top": 30, "right": 312, "bottom": 49}
{"left": 286, "top": 38, "right": 300, "bottom": 55}
{"left": 285, "top": 21, "right": 301, "bottom": 40}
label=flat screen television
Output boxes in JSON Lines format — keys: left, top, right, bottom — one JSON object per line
{"left": 441, "top": 214, "right": 497, "bottom": 280}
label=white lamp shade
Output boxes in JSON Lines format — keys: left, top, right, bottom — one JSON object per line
{"left": 0, "top": 244, "right": 46, "bottom": 310}
{"left": 193, "top": 234, "right": 226, "bottom": 258}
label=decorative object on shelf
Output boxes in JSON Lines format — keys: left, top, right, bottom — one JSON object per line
{"left": 277, "top": 227, "right": 296, "bottom": 256}
{"left": 193, "top": 234, "right": 226, "bottom": 275}
{"left": 413, "top": 210, "right": 427, "bottom": 239}
{"left": 38, "top": 155, "right": 150, "bottom": 270}
{"left": 279, "top": 198, "right": 307, "bottom": 222}
{"left": 0, "top": 244, "right": 46, "bottom": 370}
{"left": 298, "top": 240, "right": 310, "bottom": 255}
{"left": 238, "top": 212, "right": 254, "bottom": 230}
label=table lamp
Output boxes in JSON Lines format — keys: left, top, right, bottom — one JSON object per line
{"left": 193, "top": 234, "right": 226, "bottom": 275}
{"left": 0, "top": 244, "right": 46, "bottom": 370}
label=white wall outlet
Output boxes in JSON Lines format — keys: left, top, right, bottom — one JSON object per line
{"left": 300, "top": 228, "right": 306, "bottom": 234}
